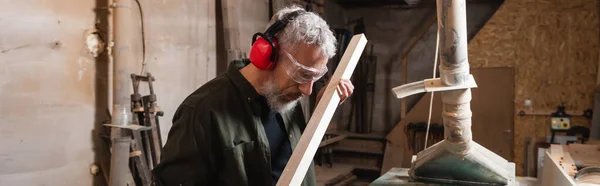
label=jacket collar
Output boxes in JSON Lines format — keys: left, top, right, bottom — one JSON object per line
{"left": 226, "top": 59, "right": 262, "bottom": 103}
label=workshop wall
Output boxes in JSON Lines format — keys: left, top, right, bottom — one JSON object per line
{"left": 216, "top": 0, "right": 269, "bottom": 74}
{"left": 468, "top": 0, "right": 599, "bottom": 176}
{"left": 0, "top": 0, "right": 217, "bottom": 185}
{"left": 334, "top": 2, "right": 502, "bottom": 133}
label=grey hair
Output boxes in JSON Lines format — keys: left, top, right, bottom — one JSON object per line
{"left": 268, "top": 5, "right": 337, "bottom": 59}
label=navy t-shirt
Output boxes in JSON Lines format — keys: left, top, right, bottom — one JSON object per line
{"left": 258, "top": 99, "right": 293, "bottom": 185}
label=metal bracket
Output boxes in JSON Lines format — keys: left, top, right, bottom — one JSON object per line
{"left": 391, "top": 74, "right": 478, "bottom": 99}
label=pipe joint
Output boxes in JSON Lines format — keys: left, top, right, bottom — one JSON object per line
{"left": 439, "top": 64, "right": 470, "bottom": 85}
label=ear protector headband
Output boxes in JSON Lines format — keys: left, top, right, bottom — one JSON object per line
{"left": 249, "top": 10, "right": 306, "bottom": 70}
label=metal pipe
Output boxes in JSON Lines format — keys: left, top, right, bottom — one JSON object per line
{"left": 407, "top": 1, "right": 512, "bottom": 184}
{"left": 110, "top": 0, "right": 135, "bottom": 185}
{"left": 437, "top": 0, "right": 472, "bottom": 154}
{"left": 113, "top": 0, "right": 136, "bottom": 116}
{"left": 109, "top": 137, "right": 132, "bottom": 186}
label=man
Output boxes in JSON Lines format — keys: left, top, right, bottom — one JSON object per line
{"left": 153, "top": 5, "right": 353, "bottom": 186}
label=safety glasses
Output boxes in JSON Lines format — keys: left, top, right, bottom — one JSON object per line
{"left": 282, "top": 50, "right": 328, "bottom": 84}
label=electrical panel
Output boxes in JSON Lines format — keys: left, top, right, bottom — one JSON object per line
{"left": 551, "top": 117, "right": 570, "bottom": 130}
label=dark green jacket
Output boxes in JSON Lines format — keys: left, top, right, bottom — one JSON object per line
{"left": 153, "top": 59, "right": 316, "bottom": 186}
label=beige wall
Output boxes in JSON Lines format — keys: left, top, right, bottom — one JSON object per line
{"left": 0, "top": 0, "right": 216, "bottom": 185}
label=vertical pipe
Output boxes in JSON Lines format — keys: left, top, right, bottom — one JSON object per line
{"left": 109, "top": 138, "right": 132, "bottom": 186}
{"left": 113, "top": 0, "right": 135, "bottom": 118}
{"left": 111, "top": 0, "right": 135, "bottom": 185}
{"left": 437, "top": 0, "right": 472, "bottom": 154}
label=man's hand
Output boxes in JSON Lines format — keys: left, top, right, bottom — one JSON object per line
{"left": 316, "top": 79, "right": 354, "bottom": 106}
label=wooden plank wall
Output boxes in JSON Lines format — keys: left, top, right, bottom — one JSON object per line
{"left": 468, "top": 0, "right": 599, "bottom": 176}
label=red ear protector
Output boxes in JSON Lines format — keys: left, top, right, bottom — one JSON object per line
{"left": 249, "top": 10, "right": 306, "bottom": 70}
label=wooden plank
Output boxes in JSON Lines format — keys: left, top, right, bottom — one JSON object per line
{"left": 131, "top": 131, "right": 151, "bottom": 186}
{"left": 550, "top": 144, "right": 564, "bottom": 160}
{"left": 331, "top": 175, "right": 357, "bottom": 186}
{"left": 567, "top": 144, "right": 600, "bottom": 168}
{"left": 561, "top": 146, "right": 577, "bottom": 177}
{"left": 334, "top": 154, "right": 380, "bottom": 171}
{"left": 541, "top": 151, "right": 575, "bottom": 186}
{"left": 352, "top": 164, "right": 380, "bottom": 172}
{"left": 586, "top": 140, "right": 600, "bottom": 145}
{"left": 277, "top": 34, "right": 368, "bottom": 186}
{"left": 315, "top": 164, "right": 354, "bottom": 186}
{"left": 319, "top": 134, "right": 347, "bottom": 147}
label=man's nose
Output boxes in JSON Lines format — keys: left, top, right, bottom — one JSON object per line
{"left": 298, "top": 82, "right": 313, "bottom": 96}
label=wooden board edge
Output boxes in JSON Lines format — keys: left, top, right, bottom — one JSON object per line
{"left": 276, "top": 34, "right": 368, "bottom": 186}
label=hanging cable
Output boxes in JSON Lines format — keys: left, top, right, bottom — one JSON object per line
{"left": 424, "top": 23, "right": 440, "bottom": 150}
{"left": 132, "top": 0, "right": 147, "bottom": 90}
{"left": 135, "top": 0, "right": 146, "bottom": 75}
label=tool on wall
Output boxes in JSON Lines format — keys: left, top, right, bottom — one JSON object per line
{"left": 104, "top": 0, "right": 151, "bottom": 184}
{"left": 103, "top": 72, "right": 164, "bottom": 186}
{"left": 131, "top": 72, "right": 164, "bottom": 170}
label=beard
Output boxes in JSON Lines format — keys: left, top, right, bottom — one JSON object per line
{"left": 260, "top": 76, "right": 302, "bottom": 114}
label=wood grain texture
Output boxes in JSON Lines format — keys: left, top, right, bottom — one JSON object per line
{"left": 470, "top": 67, "right": 515, "bottom": 161}
{"left": 277, "top": 34, "right": 368, "bottom": 186}
{"left": 468, "top": 0, "right": 599, "bottom": 176}
{"left": 567, "top": 144, "right": 600, "bottom": 168}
